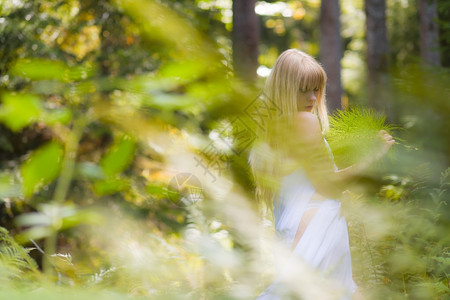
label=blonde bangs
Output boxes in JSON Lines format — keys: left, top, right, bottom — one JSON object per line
{"left": 297, "top": 60, "right": 326, "bottom": 92}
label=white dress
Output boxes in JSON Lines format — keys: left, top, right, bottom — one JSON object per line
{"left": 257, "top": 141, "right": 357, "bottom": 299}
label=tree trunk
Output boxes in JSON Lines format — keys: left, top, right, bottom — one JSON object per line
{"left": 419, "top": 0, "right": 441, "bottom": 66}
{"left": 232, "top": 0, "right": 259, "bottom": 82}
{"left": 365, "top": 0, "right": 389, "bottom": 72}
{"left": 320, "top": 0, "right": 342, "bottom": 113}
{"left": 365, "top": 0, "right": 391, "bottom": 115}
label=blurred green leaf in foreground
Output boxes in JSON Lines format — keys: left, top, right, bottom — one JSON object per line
{"left": 20, "top": 142, "right": 64, "bottom": 198}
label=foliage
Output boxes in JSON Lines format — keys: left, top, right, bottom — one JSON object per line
{"left": 387, "top": 0, "right": 420, "bottom": 66}
{"left": 326, "top": 108, "right": 397, "bottom": 168}
{"left": 0, "top": 0, "right": 449, "bottom": 299}
{"left": 0, "top": 227, "right": 39, "bottom": 283}
{"left": 349, "top": 168, "right": 450, "bottom": 299}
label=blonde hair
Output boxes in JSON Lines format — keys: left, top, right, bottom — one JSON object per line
{"left": 249, "top": 49, "right": 329, "bottom": 213}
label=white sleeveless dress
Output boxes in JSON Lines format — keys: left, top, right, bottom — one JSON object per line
{"left": 257, "top": 141, "right": 357, "bottom": 299}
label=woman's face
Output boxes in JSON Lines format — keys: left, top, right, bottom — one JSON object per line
{"left": 297, "top": 87, "right": 319, "bottom": 112}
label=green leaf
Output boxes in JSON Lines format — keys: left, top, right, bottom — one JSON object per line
{"left": 10, "top": 59, "right": 69, "bottom": 82}
{"left": 14, "top": 226, "right": 54, "bottom": 245}
{"left": 20, "top": 142, "right": 64, "bottom": 197}
{"left": 93, "top": 178, "right": 129, "bottom": 196}
{"left": 99, "top": 135, "right": 136, "bottom": 176}
{"left": 15, "top": 204, "right": 103, "bottom": 244}
{"left": 0, "top": 93, "right": 42, "bottom": 132}
{"left": 40, "top": 108, "right": 72, "bottom": 125}
{"left": 144, "top": 93, "right": 200, "bottom": 111}
{"left": 15, "top": 212, "right": 53, "bottom": 228}
{"left": 158, "top": 60, "right": 207, "bottom": 83}
{"left": 60, "top": 209, "right": 103, "bottom": 229}
{"left": 66, "top": 63, "right": 98, "bottom": 81}
{"left": 10, "top": 59, "right": 98, "bottom": 84}
{"left": 146, "top": 182, "right": 169, "bottom": 199}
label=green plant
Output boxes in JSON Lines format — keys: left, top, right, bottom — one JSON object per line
{"left": 326, "top": 107, "right": 398, "bottom": 168}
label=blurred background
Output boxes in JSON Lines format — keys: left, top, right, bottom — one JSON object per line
{"left": 0, "top": 0, "right": 448, "bottom": 299}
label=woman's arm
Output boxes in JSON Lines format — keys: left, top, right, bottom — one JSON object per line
{"left": 292, "top": 112, "right": 394, "bottom": 198}
{"left": 292, "top": 112, "right": 342, "bottom": 198}
{"left": 335, "top": 129, "right": 395, "bottom": 178}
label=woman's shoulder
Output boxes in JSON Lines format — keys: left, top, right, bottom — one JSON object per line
{"left": 296, "top": 111, "right": 318, "bottom": 121}
{"left": 295, "top": 112, "right": 322, "bottom": 142}
{"left": 295, "top": 111, "right": 321, "bottom": 127}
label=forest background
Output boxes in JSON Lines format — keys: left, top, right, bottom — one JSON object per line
{"left": 0, "top": 0, "right": 449, "bottom": 299}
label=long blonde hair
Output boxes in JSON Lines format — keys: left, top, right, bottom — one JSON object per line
{"left": 249, "top": 49, "right": 329, "bottom": 213}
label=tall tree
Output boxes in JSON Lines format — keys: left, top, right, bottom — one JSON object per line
{"left": 365, "top": 0, "right": 390, "bottom": 114}
{"left": 319, "top": 0, "right": 342, "bottom": 113}
{"left": 419, "top": 0, "right": 441, "bottom": 66}
{"left": 232, "top": 0, "right": 259, "bottom": 82}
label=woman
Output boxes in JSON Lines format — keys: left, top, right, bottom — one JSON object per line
{"left": 249, "top": 49, "right": 394, "bottom": 299}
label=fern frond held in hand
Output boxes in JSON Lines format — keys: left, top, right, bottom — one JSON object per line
{"left": 326, "top": 108, "right": 397, "bottom": 168}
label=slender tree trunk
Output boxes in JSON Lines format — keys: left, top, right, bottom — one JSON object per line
{"left": 232, "top": 0, "right": 259, "bottom": 82}
{"left": 365, "top": 0, "right": 391, "bottom": 115}
{"left": 419, "top": 0, "right": 441, "bottom": 66}
{"left": 365, "top": 0, "right": 389, "bottom": 72}
{"left": 320, "top": 0, "right": 342, "bottom": 113}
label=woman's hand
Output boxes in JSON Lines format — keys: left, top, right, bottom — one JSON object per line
{"left": 377, "top": 130, "right": 395, "bottom": 159}
{"left": 336, "top": 130, "right": 395, "bottom": 180}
